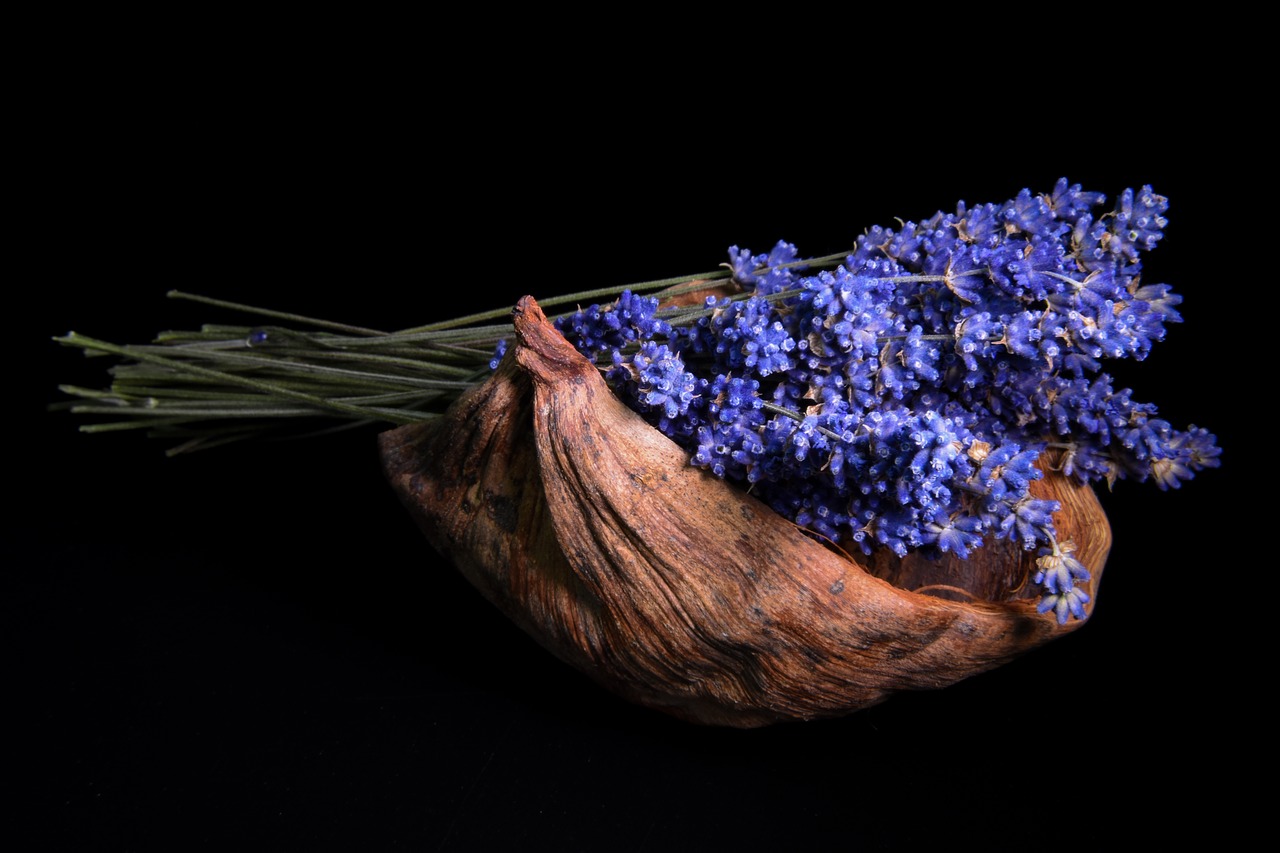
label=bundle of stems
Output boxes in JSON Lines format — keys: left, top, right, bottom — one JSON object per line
{"left": 51, "top": 254, "right": 844, "bottom": 454}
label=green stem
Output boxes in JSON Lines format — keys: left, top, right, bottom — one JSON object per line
{"left": 168, "top": 291, "right": 389, "bottom": 337}
{"left": 56, "top": 333, "right": 432, "bottom": 424}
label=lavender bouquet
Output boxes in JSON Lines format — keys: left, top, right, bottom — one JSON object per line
{"left": 54, "top": 178, "right": 1220, "bottom": 725}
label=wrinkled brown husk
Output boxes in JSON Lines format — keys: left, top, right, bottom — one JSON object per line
{"left": 379, "top": 296, "right": 1111, "bottom": 727}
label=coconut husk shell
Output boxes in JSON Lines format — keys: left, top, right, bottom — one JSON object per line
{"left": 378, "top": 296, "right": 1110, "bottom": 727}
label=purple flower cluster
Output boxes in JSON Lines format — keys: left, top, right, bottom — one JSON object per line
{"left": 550, "top": 179, "right": 1221, "bottom": 621}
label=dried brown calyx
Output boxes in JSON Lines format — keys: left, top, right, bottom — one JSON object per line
{"left": 379, "top": 296, "right": 1111, "bottom": 728}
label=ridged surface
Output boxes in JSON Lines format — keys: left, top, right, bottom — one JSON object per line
{"left": 379, "top": 296, "right": 1111, "bottom": 727}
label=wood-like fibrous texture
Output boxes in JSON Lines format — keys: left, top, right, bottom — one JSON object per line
{"left": 380, "top": 296, "right": 1111, "bottom": 727}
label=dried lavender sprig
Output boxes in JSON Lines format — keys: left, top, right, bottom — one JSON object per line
{"left": 52, "top": 179, "right": 1221, "bottom": 620}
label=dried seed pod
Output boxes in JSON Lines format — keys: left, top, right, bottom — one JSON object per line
{"left": 379, "top": 296, "right": 1110, "bottom": 728}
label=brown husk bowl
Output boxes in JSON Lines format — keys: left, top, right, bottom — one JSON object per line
{"left": 379, "top": 296, "right": 1110, "bottom": 728}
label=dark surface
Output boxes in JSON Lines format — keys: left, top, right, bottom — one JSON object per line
{"left": 17, "top": 67, "right": 1252, "bottom": 851}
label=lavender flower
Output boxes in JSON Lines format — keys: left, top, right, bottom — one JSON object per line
{"left": 550, "top": 179, "right": 1220, "bottom": 620}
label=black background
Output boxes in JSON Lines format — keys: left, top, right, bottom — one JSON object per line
{"left": 16, "top": 40, "right": 1253, "bottom": 852}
